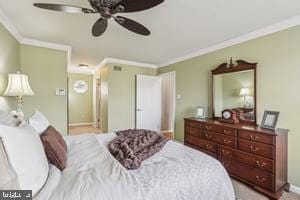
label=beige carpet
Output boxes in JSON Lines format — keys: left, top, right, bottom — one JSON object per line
{"left": 232, "top": 179, "right": 300, "bottom": 200}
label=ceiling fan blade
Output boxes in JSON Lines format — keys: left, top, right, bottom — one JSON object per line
{"left": 115, "top": 0, "right": 164, "bottom": 13}
{"left": 33, "top": 3, "right": 95, "bottom": 13}
{"left": 114, "top": 16, "right": 150, "bottom": 36}
{"left": 92, "top": 18, "right": 108, "bottom": 37}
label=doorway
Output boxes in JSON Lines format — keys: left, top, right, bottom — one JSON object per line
{"left": 67, "top": 73, "right": 101, "bottom": 135}
{"left": 159, "top": 72, "right": 176, "bottom": 137}
{"left": 95, "top": 78, "right": 101, "bottom": 128}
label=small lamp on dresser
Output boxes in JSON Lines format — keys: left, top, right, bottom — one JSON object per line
{"left": 3, "top": 71, "right": 34, "bottom": 121}
{"left": 239, "top": 88, "right": 250, "bottom": 108}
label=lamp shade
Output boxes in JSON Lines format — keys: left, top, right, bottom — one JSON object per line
{"left": 3, "top": 73, "right": 34, "bottom": 96}
{"left": 239, "top": 88, "right": 250, "bottom": 96}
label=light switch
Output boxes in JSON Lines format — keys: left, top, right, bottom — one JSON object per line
{"left": 176, "top": 94, "right": 181, "bottom": 99}
{"left": 55, "top": 88, "right": 66, "bottom": 96}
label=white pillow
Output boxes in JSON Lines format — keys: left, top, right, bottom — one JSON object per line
{"left": 0, "top": 110, "right": 18, "bottom": 126}
{"left": 29, "top": 111, "right": 50, "bottom": 134}
{"left": 0, "top": 124, "right": 49, "bottom": 196}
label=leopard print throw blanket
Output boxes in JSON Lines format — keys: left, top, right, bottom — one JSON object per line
{"left": 108, "top": 129, "right": 169, "bottom": 170}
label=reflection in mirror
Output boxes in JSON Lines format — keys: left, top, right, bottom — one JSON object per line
{"left": 213, "top": 70, "right": 254, "bottom": 121}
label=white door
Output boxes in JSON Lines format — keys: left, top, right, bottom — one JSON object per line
{"left": 136, "top": 75, "right": 161, "bottom": 131}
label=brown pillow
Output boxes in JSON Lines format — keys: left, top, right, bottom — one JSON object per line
{"left": 40, "top": 126, "right": 67, "bottom": 170}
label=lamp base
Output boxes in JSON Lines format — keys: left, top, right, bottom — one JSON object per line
{"left": 16, "top": 96, "right": 23, "bottom": 112}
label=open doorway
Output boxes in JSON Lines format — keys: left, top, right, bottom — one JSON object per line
{"left": 67, "top": 73, "right": 101, "bottom": 135}
{"left": 95, "top": 78, "right": 101, "bottom": 128}
{"left": 159, "top": 72, "right": 176, "bottom": 139}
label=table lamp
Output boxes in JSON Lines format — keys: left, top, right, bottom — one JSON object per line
{"left": 239, "top": 88, "right": 250, "bottom": 108}
{"left": 3, "top": 71, "right": 34, "bottom": 112}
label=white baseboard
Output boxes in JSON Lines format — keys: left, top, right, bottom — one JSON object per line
{"left": 69, "top": 122, "right": 94, "bottom": 126}
{"left": 290, "top": 184, "right": 300, "bottom": 195}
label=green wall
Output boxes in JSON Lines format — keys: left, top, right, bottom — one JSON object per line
{"left": 99, "top": 64, "right": 156, "bottom": 132}
{"left": 158, "top": 25, "right": 300, "bottom": 187}
{"left": 20, "top": 45, "right": 68, "bottom": 134}
{"left": 68, "top": 73, "right": 93, "bottom": 124}
{"left": 1, "top": 22, "right": 68, "bottom": 135}
{"left": 0, "top": 22, "right": 20, "bottom": 111}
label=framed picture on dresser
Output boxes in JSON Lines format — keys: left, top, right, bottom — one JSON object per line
{"left": 260, "top": 111, "right": 280, "bottom": 130}
{"left": 195, "top": 106, "right": 206, "bottom": 119}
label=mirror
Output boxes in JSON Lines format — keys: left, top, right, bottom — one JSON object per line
{"left": 212, "top": 60, "right": 257, "bottom": 124}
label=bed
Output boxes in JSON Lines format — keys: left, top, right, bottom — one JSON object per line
{"left": 35, "top": 133, "right": 235, "bottom": 200}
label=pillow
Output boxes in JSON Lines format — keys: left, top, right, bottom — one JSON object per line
{"left": 0, "top": 110, "right": 18, "bottom": 126}
{"left": 29, "top": 110, "right": 50, "bottom": 134}
{"left": 41, "top": 126, "right": 67, "bottom": 170}
{"left": 0, "top": 138, "right": 20, "bottom": 190}
{"left": 0, "top": 124, "right": 49, "bottom": 196}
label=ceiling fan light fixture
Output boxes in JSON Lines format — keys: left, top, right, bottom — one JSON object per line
{"left": 33, "top": 0, "right": 164, "bottom": 37}
{"left": 78, "top": 64, "right": 89, "bottom": 69}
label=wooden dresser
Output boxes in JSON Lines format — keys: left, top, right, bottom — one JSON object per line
{"left": 184, "top": 118, "right": 289, "bottom": 200}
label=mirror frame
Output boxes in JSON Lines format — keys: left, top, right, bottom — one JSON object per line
{"left": 212, "top": 60, "right": 257, "bottom": 125}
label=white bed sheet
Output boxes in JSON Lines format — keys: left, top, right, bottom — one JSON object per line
{"left": 36, "top": 133, "right": 235, "bottom": 200}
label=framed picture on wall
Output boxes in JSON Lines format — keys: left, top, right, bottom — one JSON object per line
{"left": 260, "top": 111, "right": 280, "bottom": 130}
{"left": 195, "top": 106, "right": 206, "bottom": 119}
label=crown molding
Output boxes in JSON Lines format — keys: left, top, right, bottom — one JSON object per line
{"left": 68, "top": 68, "right": 94, "bottom": 75}
{"left": 105, "top": 58, "right": 157, "bottom": 69}
{"left": 0, "top": 7, "right": 72, "bottom": 68}
{"left": 20, "top": 38, "right": 72, "bottom": 52}
{"left": 92, "top": 57, "right": 157, "bottom": 74}
{"left": 158, "top": 15, "right": 300, "bottom": 68}
{"left": 92, "top": 58, "right": 109, "bottom": 74}
{"left": 0, "top": 8, "right": 22, "bottom": 42}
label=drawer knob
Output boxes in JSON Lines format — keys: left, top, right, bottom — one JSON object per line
{"left": 205, "top": 126, "right": 212, "bottom": 130}
{"left": 206, "top": 144, "right": 213, "bottom": 150}
{"left": 256, "top": 176, "right": 266, "bottom": 183}
{"left": 249, "top": 135, "right": 259, "bottom": 141}
{"left": 250, "top": 146, "right": 259, "bottom": 152}
{"left": 223, "top": 139, "right": 232, "bottom": 144}
{"left": 256, "top": 161, "right": 266, "bottom": 167}
{"left": 205, "top": 134, "right": 212, "bottom": 139}
{"left": 222, "top": 149, "right": 230, "bottom": 155}
{"left": 223, "top": 130, "right": 231, "bottom": 134}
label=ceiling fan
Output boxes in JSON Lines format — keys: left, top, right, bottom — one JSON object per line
{"left": 33, "top": 0, "right": 164, "bottom": 37}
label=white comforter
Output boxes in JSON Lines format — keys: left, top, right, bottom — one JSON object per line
{"left": 36, "top": 133, "right": 235, "bottom": 200}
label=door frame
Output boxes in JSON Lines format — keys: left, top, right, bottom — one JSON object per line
{"left": 159, "top": 71, "right": 176, "bottom": 133}
{"left": 95, "top": 78, "right": 101, "bottom": 128}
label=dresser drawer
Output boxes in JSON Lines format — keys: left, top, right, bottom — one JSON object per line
{"left": 203, "top": 124, "right": 236, "bottom": 136}
{"left": 219, "top": 156, "right": 274, "bottom": 191}
{"left": 185, "top": 143, "right": 217, "bottom": 158}
{"left": 185, "top": 135, "right": 217, "bottom": 153}
{"left": 202, "top": 131, "right": 236, "bottom": 148}
{"left": 238, "top": 138, "right": 274, "bottom": 159}
{"left": 219, "top": 145, "right": 273, "bottom": 173}
{"left": 186, "top": 127, "right": 202, "bottom": 137}
{"left": 239, "top": 130, "right": 274, "bottom": 145}
{"left": 185, "top": 120, "right": 202, "bottom": 128}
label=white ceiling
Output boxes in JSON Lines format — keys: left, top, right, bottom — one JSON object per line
{"left": 0, "top": 0, "right": 300, "bottom": 72}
